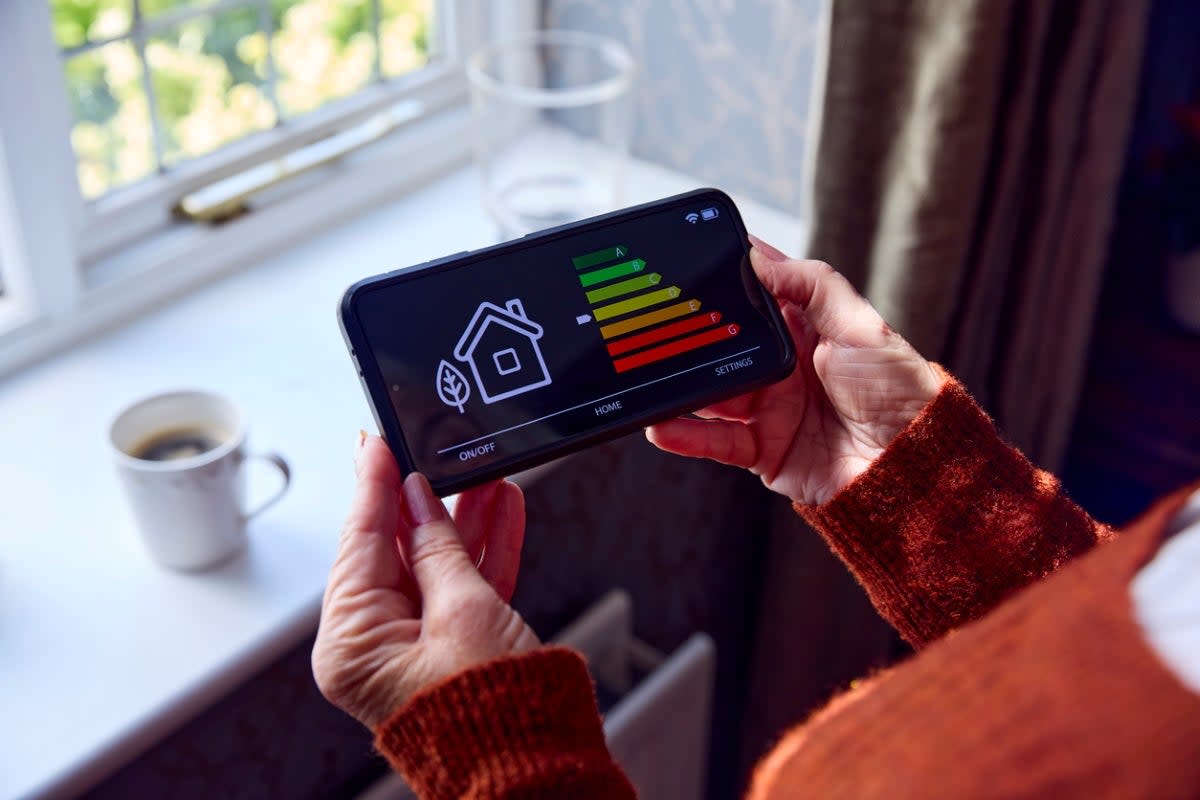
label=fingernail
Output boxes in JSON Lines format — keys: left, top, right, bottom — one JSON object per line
{"left": 402, "top": 473, "right": 446, "bottom": 526}
{"left": 354, "top": 430, "right": 368, "bottom": 472}
{"left": 748, "top": 234, "right": 788, "bottom": 262}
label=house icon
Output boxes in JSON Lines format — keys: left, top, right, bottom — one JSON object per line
{"left": 453, "top": 298, "right": 552, "bottom": 404}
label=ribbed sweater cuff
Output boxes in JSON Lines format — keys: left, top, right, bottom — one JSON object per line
{"left": 797, "top": 373, "right": 1109, "bottom": 646}
{"left": 374, "top": 646, "right": 634, "bottom": 799}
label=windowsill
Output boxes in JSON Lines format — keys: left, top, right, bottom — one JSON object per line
{"left": 0, "top": 297, "right": 35, "bottom": 338}
{"left": 0, "top": 155, "right": 804, "bottom": 800}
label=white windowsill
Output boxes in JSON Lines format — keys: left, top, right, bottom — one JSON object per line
{"left": 0, "top": 155, "right": 804, "bottom": 800}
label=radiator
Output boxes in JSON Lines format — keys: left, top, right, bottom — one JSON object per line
{"left": 358, "top": 589, "right": 716, "bottom": 800}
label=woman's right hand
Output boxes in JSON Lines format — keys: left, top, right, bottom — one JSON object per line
{"left": 646, "top": 235, "right": 945, "bottom": 506}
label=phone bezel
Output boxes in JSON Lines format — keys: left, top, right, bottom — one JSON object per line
{"left": 339, "top": 188, "right": 796, "bottom": 495}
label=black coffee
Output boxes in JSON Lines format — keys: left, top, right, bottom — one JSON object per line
{"left": 129, "top": 427, "right": 226, "bottom": 462}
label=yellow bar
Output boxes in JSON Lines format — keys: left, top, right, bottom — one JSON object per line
{"left": 600, "top": 299, "right": 702, "bottom": 339}
{"left": 592, "top": 286, "right": 681, "bottom": 321}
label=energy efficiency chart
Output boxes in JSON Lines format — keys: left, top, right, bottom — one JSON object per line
{"left": 571, "top": 245, "right": 741, "bottom": 374}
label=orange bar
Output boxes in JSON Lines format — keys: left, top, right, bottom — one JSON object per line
{"left": 606, "top": 311, "right": 723, "bottom": 356}
{"left": 599, "top": 299, "right": 700, "bottom": 339}
{"left": 612, "top": 323, "right": 740, "bottom": 373}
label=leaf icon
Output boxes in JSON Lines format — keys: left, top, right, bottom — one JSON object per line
{"left": 436, "top": 360, "right": 471, "bottom": 413}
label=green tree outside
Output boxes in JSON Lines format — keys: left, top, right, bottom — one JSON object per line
{"left": 49, "top": 0, "right": 432, "bottom": 198}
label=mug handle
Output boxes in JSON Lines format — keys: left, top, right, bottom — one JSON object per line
{"left": 241, "top": 452, "right": 292, "bottom": 521}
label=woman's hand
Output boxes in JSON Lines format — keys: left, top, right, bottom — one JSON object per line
{"left": 312, "top": 434, "right": 539, "bottom": 729}
{"left": 646, "top": 236, "right": 945, "bottom": 506}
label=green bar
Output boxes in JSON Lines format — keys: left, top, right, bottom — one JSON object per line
{"left": 586, "top": 273, "right": 662, "bottom": 304}
{"left": 593, "top": 286, "right": 682, "bottom": 321}
{"left": 579, "top": 258, "right": 645, "bottom": 287}
{"left": 572, "top": 245, "right": 628, "bottom": 270}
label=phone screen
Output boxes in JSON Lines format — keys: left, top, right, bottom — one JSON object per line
{"left": 348, "top": 193, "right": 791, "bottom": 489}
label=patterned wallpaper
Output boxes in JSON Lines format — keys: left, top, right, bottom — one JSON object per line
{"left": 542, "top": 0, "right": 825, "bottom": 214}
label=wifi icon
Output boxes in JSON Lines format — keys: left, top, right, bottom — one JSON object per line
{"left": 684, "top": 212, "right": 700, "bottom": 224}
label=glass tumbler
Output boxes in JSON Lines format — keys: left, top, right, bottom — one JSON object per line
{"left": 466, "top": 30, "right": 635, "bottom": 238}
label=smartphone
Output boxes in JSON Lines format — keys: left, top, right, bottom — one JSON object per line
{"left": 340, "top": 188, "right": 795, "bottom": 495}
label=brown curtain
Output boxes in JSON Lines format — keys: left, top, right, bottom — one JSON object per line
{"left": 738, "top": 0, "right": 1150, "bottom": 783}
{"left": 807, "top": 0, "right": 1149, "bottom": 470}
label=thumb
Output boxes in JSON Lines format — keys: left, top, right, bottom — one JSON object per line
{"left": 399, "top": 473, "right": 484, "bottom": 612}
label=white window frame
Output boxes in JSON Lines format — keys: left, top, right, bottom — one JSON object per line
{"left": 0, "top": 0, "right": 537, "bottom": 378}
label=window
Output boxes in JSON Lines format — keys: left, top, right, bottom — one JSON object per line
{"left": 54, "top": 0, "right": 468, "bottom": 256}
{"left": 493, "top": 347, "right": 521, "bottom": 375}
{"left": 50, "top": 0, "right": 436, "bottom": 202}
{"left": 0, "top": 1, "right": 535, "bottom": 377}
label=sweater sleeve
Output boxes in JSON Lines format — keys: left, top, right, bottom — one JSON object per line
{"left": 797, "top": 374, "right": 1114, "bottom": 647}
{"left": 373, "top": 646, "right": 636, "bottom": 799}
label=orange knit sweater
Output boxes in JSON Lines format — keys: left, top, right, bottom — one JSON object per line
{"left": 374, "top": 379, "right": 1200, "bottom": 798}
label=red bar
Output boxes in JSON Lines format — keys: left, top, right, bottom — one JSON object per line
{"left": 606, "top": 311, "right": 723, "bottom": 356}
{"left": 612, "top": 323, "right": 741, "bottom": 373}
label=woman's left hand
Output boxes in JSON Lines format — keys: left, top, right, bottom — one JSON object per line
{"left": 312, "top": 434, "right": 539, "bottom": 729}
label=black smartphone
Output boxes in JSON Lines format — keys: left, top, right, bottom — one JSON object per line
{"left": 340, "top": 188, "right": 795, "bottom": 495}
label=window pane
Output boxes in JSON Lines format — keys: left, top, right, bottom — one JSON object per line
{"left": 48, "top": 0, "right": 439, "bottom": 203}
{"left": 380, "top": 0, "right": 432, "bottom": 78}
{"left": 147, "top": 6, "right": 277, "bottom": 165}
{"left": 50, "top": 0, "right": 131, "bottom": 49}
{"left": 272, "top": 0, "right": 376, "bottom": 118}
{"left": 63, "top": 42, "right": 156, "bottom": 198}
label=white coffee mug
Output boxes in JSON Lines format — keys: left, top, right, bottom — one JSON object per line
{"left": 109, "top": 390, "right": 291, "bottom": 571}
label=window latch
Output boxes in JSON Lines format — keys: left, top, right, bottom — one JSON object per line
{"left": 173, "top": 98, "right": 426, "bottom": 225}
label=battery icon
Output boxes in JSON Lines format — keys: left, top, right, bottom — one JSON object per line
{"left": 700, "top": 207, "right": 719, "bottom": 221}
